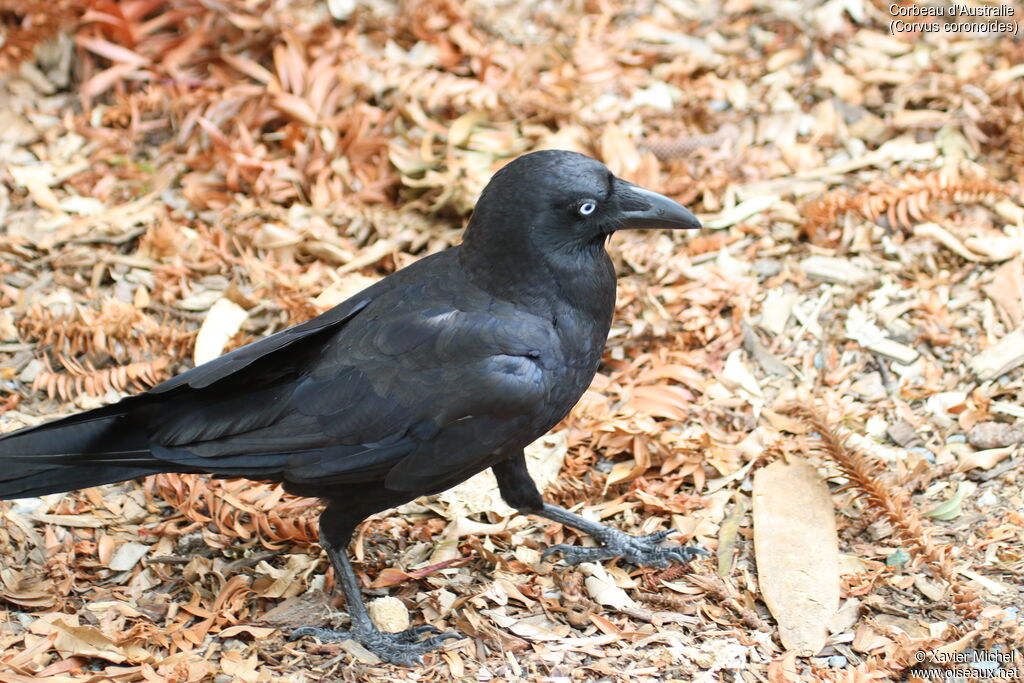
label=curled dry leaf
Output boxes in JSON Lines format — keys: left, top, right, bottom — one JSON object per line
{"left": 194, "top": 297, "right": 249, "bottom": 365}
{"left": 580, "top": 562, "right": 638, "bottom": 610}
{"left": 38, "top": 619, "right": 154, "bottom": 664}
{"left": 957, "top": 445, "right": 1016, "bottom": 472}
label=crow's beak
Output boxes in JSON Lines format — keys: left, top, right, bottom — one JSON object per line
{"left": 613, "top": 179, "right": 702, "bottom": 231}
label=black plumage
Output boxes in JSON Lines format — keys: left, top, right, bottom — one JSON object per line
{"left": 0, "top": 150, "right": 705, "bottom": 665}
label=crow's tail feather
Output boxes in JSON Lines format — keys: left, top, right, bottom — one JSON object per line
{"left": 0, "top": 406, "right": 174, "bottom": 499}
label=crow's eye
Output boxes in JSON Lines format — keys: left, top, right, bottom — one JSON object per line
{"left": 578, "top": 201, "right": 597, "bottom": 216}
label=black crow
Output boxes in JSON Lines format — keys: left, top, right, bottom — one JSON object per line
{"left": 0, "top": 150, "right": 705, "bottom": 665}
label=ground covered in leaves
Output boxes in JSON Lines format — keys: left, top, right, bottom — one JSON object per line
{"left": 1, "top": 1, "right": 1023, "bottom": 681}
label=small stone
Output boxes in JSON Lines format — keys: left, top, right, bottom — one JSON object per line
{"left": 866, "top": 415, "right": 888, "bottom": 439}
{"left": 909, "top": 446, "right": 935, "bottom": 463}
{"left": 368, "top": 596, "right": 410, "bottom": 633}
{"left": 968, "top": 421, "right": 1024, "bottom": 449}
{"left": 977, "top": 489, "right": 999, "bottom": 507}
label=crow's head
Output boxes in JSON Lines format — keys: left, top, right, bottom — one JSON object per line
{"left": 464, "top": 150, "right": 701, "bottom": 255}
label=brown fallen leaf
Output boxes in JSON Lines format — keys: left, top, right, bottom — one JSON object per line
{"left": 957, "top": 445, "right": 1016, "bottom": 472}
{"left": 220, "top": 650, "right": 261, "bottom": 683}
{"left": 767, "top": 649, "right": 800, "bottom": 683}
{"left": 982, "top": 259, "right": 1024, "bottom": 330}
{"left": 218, "top": 625, "right": 277, "bottom": 639}
{"left": 753, "top": 457, "right": 839, "bottom": 656}
{"left": 368, "top": 557, "right": 469, "bottom": 589}
{"left": 0, "top": 568, "right": 56, "bottom": 609}
{"left": 716, "top": 493, "right": 745, "bottom": 577}
{"left": 44, "top": 619, "right": 153, "bottom": 664}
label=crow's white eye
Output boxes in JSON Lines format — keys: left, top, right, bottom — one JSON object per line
{"left": 578, "top": 201, "right": 597, "bottom": 216}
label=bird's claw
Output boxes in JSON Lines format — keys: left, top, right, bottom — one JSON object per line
{"left": 290, "top": 624, "right": 460, "bottom": 666}
{"left": 391, "top": 623, "right": 444, "bottom": 643}
{"left": 542, "top": 528, "right": 708, "bottom": 568}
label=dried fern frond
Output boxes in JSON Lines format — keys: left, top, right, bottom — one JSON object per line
{"left": 803, "top": 169, "right": 1015, "bottom": 246}
{"left": 18, "top": 302, "right": 196, "bottom": 361}
{"left": 788, "top": 406, "right": 984, "bottom": 621}
{"left": 640, "top": 123, "right": 742, "bottom": 161}
{"left": 680, "top": 572, "right": 768, "bottom": 631}
{"left": 0, "top": 0, "right": 81, "bottom": 73}
{"left": 32, "top": 356, "right": 170, "bottom": 401}
{"left": 150, "top": 474, "right": 321, "bottom": 549}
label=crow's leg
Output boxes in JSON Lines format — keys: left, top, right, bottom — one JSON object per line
{"left": 493, "top": 450, "right": 708, "bottom": 568}
{"left": 532, "top": 503, "right": 708, "bottom": 567}
{"left": 290, "top": 505, "right": 460, "bottom": 666}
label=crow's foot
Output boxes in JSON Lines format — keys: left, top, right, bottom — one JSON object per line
{"left": 290, "top": 623, "right": 460, "bottom": 666}
{"left": 542, "top": 528, "right": 708, "bottom": 568}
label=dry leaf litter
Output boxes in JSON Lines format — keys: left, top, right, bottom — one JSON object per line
{"left": 1, "top": 1, "right": 1023, "bottom": 681}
